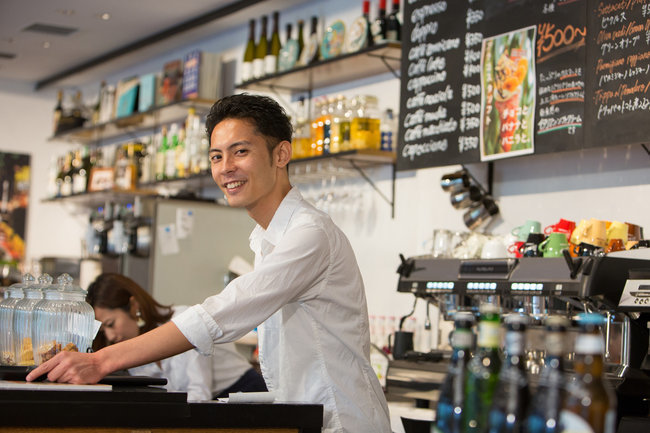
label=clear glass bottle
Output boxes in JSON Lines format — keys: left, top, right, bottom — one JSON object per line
{"left": 487, "top": 314, "right": 530, "bottom": 433}
{"left": 433, "top": 311, "right": 476, "bottom": 433}
{"left": 0, "top": 275, "right": 29, "bottom": 365}
{"left": 560, "top": 313, "right": 617, "bottom": 433}
{"left": 525, "top": 316, "right": 569, "bottom": 433}
{"left": 350, "top": 95, "right": 381, "bottom": 150}
{"left": 12, "top": 274, "right": 46, "bottom": 366}
{"left": 463, "top": 303, "right": 502, "bottom": 433}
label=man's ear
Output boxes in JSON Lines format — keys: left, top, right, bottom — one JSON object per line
{"left": 275, "top": 140, "right": 292, "bottom": 168}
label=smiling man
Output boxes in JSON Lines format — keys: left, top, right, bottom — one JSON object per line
{"left": 27, "top": 93, "right": 390, "bottom": 433}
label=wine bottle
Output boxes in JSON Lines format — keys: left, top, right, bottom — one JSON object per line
{"left": 53, "top": 89, "right": 63, "bottom": 134}
{"left": 386, "top": 0, "right": 401, "bottom": 41}
{"left": 242, "top": 19, "right": 256, "bottom": 82}
{"left": 463, "top": 303, "right": 502, "bottom": 433}
{"left": 363, "top": 0, "right": 374, "bottom": 48}
{"left": 524, "top": 316, "right": 569, "bottom": 433}
{"left": 560, "top": 313, "right": 617, "bottom": 433}
{"left": 372, "top": 0, "right": 388, "bottom": 44}
{"left": 301, "top": 16, "right": 320, "bottom": 65}
{"left": 296, "top": 19, "right": 305, "bottom": 65}
{"left": 487, "top": 314, "right": 530, "bottom": 433}
{"left": 253, "top": 16, "right": 268, "bottom": 78}
{"left": 433, "top": 311, "right": 475, "bottom": 433}
{"left": 71, "top": 149, "right": 86, "bottom": 195}
{"left": 265, "top": 11, "right": 281, "bottom": 75}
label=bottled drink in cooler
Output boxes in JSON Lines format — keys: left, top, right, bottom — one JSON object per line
{"left": 463, "top": 303, "right": 502, "bottom": 433}
{"left": 487, "top": 314, "right": 530, "bottom": 433}
{"left": 559, "top": 313, "right": 617, "bottom": 433}
{"left": 525, "top": 316, "right": 569, "bottom": 433}
{"left": 433, "top": 311, "right": 476, "bottom": 433}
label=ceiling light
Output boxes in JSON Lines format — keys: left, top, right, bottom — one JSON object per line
{"left": 100, "top": 13, "right": 111, "bottom": 20}
{"left": 42, "top": 41, "right": 51, "bottom": 49}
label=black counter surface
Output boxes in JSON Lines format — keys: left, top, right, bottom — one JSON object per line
{"left": 0, "top": 386, "right": 323, "bottom": 432}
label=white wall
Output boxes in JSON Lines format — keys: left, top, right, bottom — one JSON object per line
{"left": 1, "top": 0, "right": 649, "bottom": 343}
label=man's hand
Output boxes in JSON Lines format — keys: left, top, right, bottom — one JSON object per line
{"left": 26, "top": 351, "right": 107, "bottom": 384}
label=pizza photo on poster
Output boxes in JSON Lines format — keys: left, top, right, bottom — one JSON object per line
{"left": 480, "top": 26, "right": 536, "bottom": 161}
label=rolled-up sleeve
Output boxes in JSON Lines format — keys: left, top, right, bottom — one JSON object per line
{"left": 172, "top": 304, "right": 223, "bottom": 356}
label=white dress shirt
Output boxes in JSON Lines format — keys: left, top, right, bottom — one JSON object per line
{"left": 129, "top": 306, "right": 251, "bottom": 401}
{"left": 173, "top": 187, "right": 390, "bottom": 433}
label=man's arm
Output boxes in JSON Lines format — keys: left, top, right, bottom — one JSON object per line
{"left": 26, "top": 321, "right": 194, "bottom": 384}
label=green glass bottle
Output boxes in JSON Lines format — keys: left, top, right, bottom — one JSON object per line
{"left": 241, "top": 19, "right": 256, "bottom": 82}
{"left": 433, "top": 311, "right": 475, "bottom": 433}
{"left": 487, "top": 314, "right": 530, "bottom": 433}
{"left": 296, "top": 19, "right": 305, "bottom": 64}
{"left": 463, "top": 303, "right": 502, "bottom": 433}
{"left": 253, "top": 16, "right": 268, "bottom": 78}
{"left": 265, "top": 11, "right": 281, "bottom": 75}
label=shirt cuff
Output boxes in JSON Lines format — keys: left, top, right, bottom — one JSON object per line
{"left": 171, "top": 304, "right": 223, "bottom": 356}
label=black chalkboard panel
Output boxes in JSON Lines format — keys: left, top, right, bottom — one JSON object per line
{"left": 397, "top": 0, "right": 588, "bottom": 171}
{"left": 585, "top": 0, "right": 650, "bottom": 149}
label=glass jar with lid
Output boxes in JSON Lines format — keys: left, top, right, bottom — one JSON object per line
{"left": 12, "top": 274, "right": 51, "bottom": 366}
{"left": 32, "top": 273, "right": 95, "bottom": 365}
{"left": 349, "top": 95, "right": 381, "bottom": 150}
{"left": 0, "top": 274, "right": 32, "bottom": 365}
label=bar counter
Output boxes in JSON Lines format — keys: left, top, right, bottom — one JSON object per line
{"left": 0, "top": 385, "right": 323, "bottom": 433}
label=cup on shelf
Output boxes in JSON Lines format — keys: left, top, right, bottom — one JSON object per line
{"left": 481, "top": 237, "right": 508, "bottom": 259}
{"left": 544, "top": 218, "right": 576, "bottom": 236}
{"left": 538, "top": 232, "right": 569, "bottom": 258}
{"left": 606, "top": 221, "right": 628, "bottom": 244}
{"left": 512, "top": 220, "right": 542, "bottom": 242}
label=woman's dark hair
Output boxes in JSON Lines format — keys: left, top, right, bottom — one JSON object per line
{"left": 205, "top": 93, "right": 293, "bottom": 151}
{"left": 86, "top": 273, "right": 173, "bottom": 350}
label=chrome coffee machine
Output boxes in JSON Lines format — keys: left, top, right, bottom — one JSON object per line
{"left": 394, "top": 253, "right": 650, "bottom": 428}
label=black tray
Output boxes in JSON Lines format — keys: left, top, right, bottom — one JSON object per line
{"left": 0, "top": 366, "right": 167, "bottom": 386}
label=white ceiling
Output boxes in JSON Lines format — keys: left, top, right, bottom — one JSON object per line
{"left": 0, "top": 0, "right": 303, "bottom": 90}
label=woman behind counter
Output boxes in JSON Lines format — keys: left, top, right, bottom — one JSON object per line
{"left": 86, "top": 273, "right": 267, "bottom": 401}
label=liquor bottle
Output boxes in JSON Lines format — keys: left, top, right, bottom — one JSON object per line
{"left": 296, "top": 20, "right": 305, "bottom": 64}
{"left": 139, "top": 136, "right": 154, "bottom": 184}
{"left": 330, "top": 94, "right": 350, "bottom": 153}
{"left": 560, "top": 313, "right": 617, "bottom": 433}
{"left": 52, "top": 89, "right": 63, "bottom": 134}
{"left": 321, "top": 97, "right": 333, "bottom": 154}
{"left": 92, "top": 81, "right": 105, "bottom": 125}
{"left": 463, "top": 303, "right": 502, "bottom": 433}
{"left": 155, "top": 126, "right": 168, "bottom": 181}
{"left": 253, "top": 16, "right": 268, "bottom": 79}
{"left": 165, "top": 123, "right": 179, "bottom": 179}
{"left": 292, "top": 97, "right": 311, "bottom": 159}
{"left": 386, "top": 0, "right": 401, "bottom": 41}
{"left": 433, "top": 311, "right": 476, "bottom": 433}
{"left": 350, "top": 95, "right": 381, "bottom": 150}
{"left": 176, "top": 126, "right": 187, "bottom": 178}
{"left": 242, "top": 19, "right": 256, "bottom": 82}
{"left": 71, "top": 90, "right": 86, "bottom": 124}
{"left": 60, "top": 152, "right": 73, "bottom": 197}
{"left": 185, "top": 107, "right": 201, "bottom": 175}
{"left": 487, "top": 314, "right": 530, "bottom": 433}
{"left": 301, "top": 16, "right": 320, "bottom": 65}
{"left": 285, "top": 22, "right": 293, "bottom": 45}
{"left": 525, "top": 316, "right": 569, "bottom": 433}
{"left": 71, "top": 149, "right": 87, "bottom": 194}
{"left": 372, "top": 0, "right": 388, "bottom": 44}
{"left": 362, "top": 0, "right": 374, "bottom": 48}
{"left": 265, "top": 11, "right": 281, "bottom": 75}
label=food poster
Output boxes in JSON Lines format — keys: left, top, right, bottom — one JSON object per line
{"left": 480, "top": 26, "right": 536, "bottom": 161}
{"left": 0, "top": 152, "right": 30, "bottom": 263}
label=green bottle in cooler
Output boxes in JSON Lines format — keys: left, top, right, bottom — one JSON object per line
{"left": 463, "top": 303, "right": 502, "bottom": 433}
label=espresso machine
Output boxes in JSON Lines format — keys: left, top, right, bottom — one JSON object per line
{"left": 390, "top": 251, "right": 650, "bottom": 430}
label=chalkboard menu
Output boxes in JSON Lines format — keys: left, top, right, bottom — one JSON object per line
{"left": 585, "top": 0, "right": 650, "bottom": 148}
{"left": 397, "top": 0, "right": 590, "bottom": 171}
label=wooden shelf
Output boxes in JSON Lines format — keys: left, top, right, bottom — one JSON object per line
{"left": 49, "top": 99, "right": 216, "bottom": 144}
{"left": 237, "top": 42, "right": 401, "bottom": 94}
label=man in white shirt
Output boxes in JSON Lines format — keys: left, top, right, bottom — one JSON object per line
{"left": 28, "top": 93, "right": 391, "bottom": 433}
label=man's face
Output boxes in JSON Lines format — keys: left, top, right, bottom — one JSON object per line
{"left": 209, "top": 118, "right": 279, "bottom": 211}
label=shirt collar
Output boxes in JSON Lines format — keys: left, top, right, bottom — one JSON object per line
{"left": 249, "top": 187, "right": 303, "bottom": 254}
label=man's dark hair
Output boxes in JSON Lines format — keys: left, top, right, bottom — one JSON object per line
{"left": 205, "top": 93, "right": 293, "bottom": 151}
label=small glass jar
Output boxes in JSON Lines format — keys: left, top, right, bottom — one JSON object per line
{"left": 349, "top": 95, "right": 381, "bottom": 150}
{"left": 0, "top": 274, "right": 32, "bottom": 365}
{"left": 12, "top": 274, "right": 50, "bottom": 366}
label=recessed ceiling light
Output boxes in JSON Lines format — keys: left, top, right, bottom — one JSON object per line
{"left": 99, "top": 12, "right": 111, "bottom": 20}
{"left": 42, "top": 41, "right": 51, "bottom": 49}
